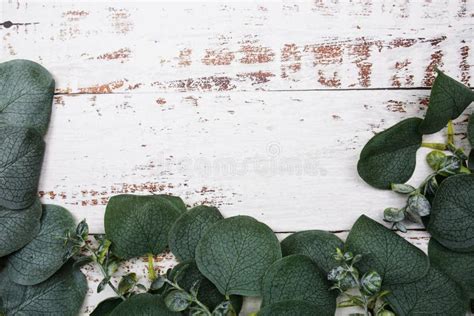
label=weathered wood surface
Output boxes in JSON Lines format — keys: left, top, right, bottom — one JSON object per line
{"left": 1, "top": 1, "right": 473, "bottom": 92}
{"left": 1, "top": 1, "right": 473, "bottom": 315}
{"left": 81, "top": 231, "right": 431, "bottom": 315}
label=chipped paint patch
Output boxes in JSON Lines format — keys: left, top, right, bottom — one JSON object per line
{"left": 96, "top": 47, "right": 131, "bottom": 62}
{"left": 386, "top": 100, "right": 406, "bottom": 113}
{"left": 156, "top": 98, "right": 167, "bottom": 105}
{"left": 178, "top": 48, "right": 192, "bottom": 67}
{"left": 78, "top": 80, "right": 125, "bottom": 94}
{"left": 108, "top": 7, "right": 133, "bottom": 34}
{"left": 152, "top": 76, "right": 236, "bottom": 92}
{"left": 237, "top": 71, "right": 275, "bottom": 85}
{"left": 460, "top": 44, "right": 470, "bottom": 85}
{"left": 239, "top": 44, "right": 275, "bottom": 64}
{"left": 202, "top": 48, "right": 235, "bottom": 65}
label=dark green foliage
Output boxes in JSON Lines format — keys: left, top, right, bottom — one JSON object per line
{"left": 357, "top": 118, "right": 423, "bottom": 189}
{"left": 280, "top": 230, "right": 344, "bottom": 273}
{"left": 195, "top": 216, "right": 281, "bottom": 296}
{"left": 257, "top": 300, "right": 323, "bottom": 316}
{"left": 168, "top": 205, "right": 223, "bottom": 261}
{"left": 90, "top": 297, "right": 123, "bottom": 316}
{"left": 104, "top": 194, "right": 182, "bottom": 259}
{"left": 110, "top": 294, "right": 180, "bottom": 316}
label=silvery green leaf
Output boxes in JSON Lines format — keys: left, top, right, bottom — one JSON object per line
{"left": 110, "top": 293, "right": 180, "bottom": 316}
{"left": 391, "top": 183, "right": 416, "bottom": 194}
{"left": 150, "top": 276, "right": 166, "bottom": 290}
{"left": 426, "top": 150, "right": 447, "bottom": 171}
{"left": 7, "top": 204, "right": 76, "bottom": 285}
{"left": 97, "top": 277, "right": 110, "bottom": 293}
{"left": 0, "top": 126, "right": 45, "bottom": 209}
{"left": 383, "top": 207, "right": 405, "bottom": 223}
{"left": 211, "top": 301, "right": 233, "bottom": 316}
{"left": 164, "top": 290, "right": 192, "bottom": 312}
{"left": 394, "top": 222, "right": 407, "bottom": 233}
{"left": 195, "top": 216, "right": 281, "bottom": 296}
{"left": 0, "top": 59, "right": 55, "bottom": 136}
{"left": 338, "top": 273, "right": 358, "bottom": 291}
{"left": 118, "top": 273, "right": 137, "bottom": 295}
{"left": 407, "top": 194, "right": 431, "bottom": 216}
{"left": 0, "top": 198, "right": 42, "bottom": 257}
{"left": 377, "top": 311, "right": 396, "bottom": 316}
{"left": 0, "top": 261, "right": 87, "bottom": 316}
{"left": 419, "top": 70, "right": 474, "bottom": 134}
{"left": 424, "top": 176, "right": 439, "bottom": 196}
{"left": 438, "top": 156, "right": 461, "bottom": 176}
{"left": 360, "top": 270, "right": 382, "bottom": 295}
{"left": 76, "top": 219, "right": 89, "bottom": 240}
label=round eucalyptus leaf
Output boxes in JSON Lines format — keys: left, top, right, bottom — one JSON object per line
{"left": 196, "top": 216, "right": 281, "bottom": 296}
{"left": 0, "top": 59, "right": 55, "bottom": 136}
{"left": 110, "top": 293, "right": 180, "bottom": 316}
{"left": 419, "top": 70, "right": 474, "bottom": 134}
{"left": 169, "top": 260, "right": 242, "bottom": 313}
{"left": 280, "top": 230, "right": 344, "bottom": 273}
{"left": 426, "top": 150, "right": 447, "bottom": 171}
{"left": 429, "top": 238, "right": 474, "bottom": 299}
{"left": 7, "top": 204, "right": 76, "bottom": 285}
{"left": 261, "top": 254, "right": 336, "bottom": 315}
{"left": 357, "top": 117, "right": 423, "bottom": 189}
{"left": 0, "top": 126, "right": 45, "bottom": 210}
{"left": 428, "top": 174, "right": 474, "bottom": 252}
{"left": 438, "top": 156, "right": 462, "bottom": 176}
{"left": 90, "top": 297, "right": 123, "bottom": 316}
{"left": 345, "top": 215, "right": 429, "bottom": 286}
{"left": 360, "top": 270, "right": 382, "bottom": 295}
{"left": 0, "top": 261, "right": 87, "bottom": 316}
{"left": 164, "top": 290, "right": 192, "bottom": 312}
{"left": 468, "top": 114, "right": 474, "bottom": 147}
{"left": 407, "top": 193, "right": 431, "bottom": 217}
{"left": 391, "top": 183, "right": 416, "bottom": 194}
{"left": 104, "top": 194, "right": 182, "bottom": 259}
{"left": 155, "top": 194, "right": 187, "bottom": 213}
{"left": 169, "top": 205, "right": 223, "bottom": 261}
{"left": 0, "top": 198, "right": 42, "bottom": 257}
{"left": 383, "top": 207, "right": 405, "bottom": 223}
{"left": 257, "top": 300, "right": 323, "bottom": 316}
{"left": 384, "top": 266, "right": 467, "bottom": 316}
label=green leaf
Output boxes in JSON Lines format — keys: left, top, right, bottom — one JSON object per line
{"left": 0, "top": 261, "right": 87, "bottom": 316}
{"left": 280, "top": 230, "right": 344, "bottom": 273}
{"left": 7, "top": 204, "right": 76, "bottom": 285}
{"left": 195, "top": 215, "right": 281, "bottom": 296}
{"left": 360, "top": 270, "right": 382, "bottom": 295}
{"left": 419, "top": 70, "right": 474, "bottom": 134}
{"left": 384, "top": 266, "right": 467, "bottom": 316}
{"left": 91, "top": 297, "right": 123, "bottom": 316}
{"left": 357, "top": 118, "right": 423, "bottom": 189}
{"left": 169, "top": 205, "right": 223, "bottom": 261}
{"left": 407, "top": 193, "right": 431, "bottom": 217}
{"left": 168, "top": 260, "right": 242, "bottom": 313}
{"left": 0, "top": 126, "right": 45, "bottom": 209}
{"left": 104, "top": 194, "right": 182, "bottom": 259}
{"left": 469, "top": 115, "right": 474, "bottom": 147}
{"left": 383, "top": 207, "right": 405, "bottom": 223}
{"left": 428, "top": 174, "right": 474, "bottom": 251}
{"left": 164, "top": 290, "right": 192, "bottom": 312}
{"left": 118, "top": 273, "right": 138, "bottom": 295}
{"left": 0, "top": 198, "right": 42, "bottom": 257}
{"left": 110, "top": 293, "right": 180, "bottom": 316}
{"left": 429, "top": 238, "right": 474, "bottom": 299}
{"left": 257, "top": 300, "right": 324, "bottom": 316}
{"left": 345, "top": 215, "right": 429, "bottom": 285}
{"left": 261, "top": 254, "right": 336, "bottom": 315}
{"left": 426, "top": 150, "right": 447, "bottom": 171}
{"left": 391, "top": 183, "right": 416, "bottom": 194}
{"left": 155, "top": 194, "right": 187, "bottom": 213}
{"left": 0, "top": 59, "right": 55, "bottom": 136}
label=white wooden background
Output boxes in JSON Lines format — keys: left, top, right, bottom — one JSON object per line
{"left": 1, "top": 0, "right": 473, "bottom": 315}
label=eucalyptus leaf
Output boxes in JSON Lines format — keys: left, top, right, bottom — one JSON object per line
{"left": 428, "top": 238, "right": 474, "bottom": 299}
{"left": 428, "top": 174, "right": 474, "bottom": 251}
{"left": 390, "top": 183, "right": 416, "bottom": 194}
{"left": 155, "top": 194, "right": 187, "bottom": 213}
{"left": 0, "top": 126, "right": 45, "bottom": 209}
{"left": 419, "top": 70, "right": 474, "bottom": 134}
{"left": 345, "top": 215, "right": 429, "bottom": 285}
{"left": 257, "top": 300, "right": 323, "bottom": 316}
{"left": 407, "top": 193, "right": 431, "bottom": 217}
{"left": 90, "top": 297, "right": 123, "bottom": 316}
{"left": 357, "top": 118, "right": 423, "bottom": 189}
{"left": 110, "top": 293, "right": 180, "bottom": 316}
{"left": 280, "top": 230, "right": 344, "bottom": 273}
{"left": 426, "top": 150, "right": 447, "bottom": 171}
{"left": 164, "top": 291, "right": 192, "bottom": 312}
{"left": 7, "top": 204, "right": 76, "bottom": 285}
{"left": 261, "top": 254, "right": 336, "bottom": 315}
{"left": 195, "top": 216, "right": 281, "bottom": 296}
{"left": 384, "top": 266, "right": 467, "bottom": 316}
{"left": 168, "top": 260, "right": 242, "bottom": 313}
{"left": 383, "top": 207, "right": 405, "bottom": 223}
{"left": 0, "top": 261, "right": 87, "bottom": 316}
{"left": 169, "top": 205, "right": 223, "bottom": 261}
{"left": 0, "top": 198, "right": 42, "bottom": 257}
{"left": 104, "top": 194, "right": 182, "bottom": 259}
{"left": 0, "top": 59, "right": 55, "bottom": 136}
{"left": 469, "top": 114, "right": 474, "bottom": 147}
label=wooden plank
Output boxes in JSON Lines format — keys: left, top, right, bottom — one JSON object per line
{"left": 38, "top": 89, "right": 471, "bottom": 233}
{"left": 1, "top": 1, "right": 473, "bottom": 92}
{"left": 80, "top": 231, "right": 431, "bottom": 315}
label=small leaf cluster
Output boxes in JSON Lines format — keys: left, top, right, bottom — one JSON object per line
{"left": 0, "top": 60, "right": 87, "bottom": 315}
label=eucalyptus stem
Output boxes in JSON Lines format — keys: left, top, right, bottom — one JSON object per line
{"left": 147, "top": 253, "right": 156, "bottom": 281}
{"left": 447, "top": 120, "right": 454, "bottom": 144}
{"left": 421, "top": 142, "right": 447, "bottom": 150}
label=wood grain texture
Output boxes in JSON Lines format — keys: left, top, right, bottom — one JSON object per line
{"left": 1, "top": 1, "right": 473, "bottom": 92}
{"left": 39, "top": 90, "right": 471, "bottom": 233}
{"left": 81, "top": 231, "right": 431, "bottom": 315}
